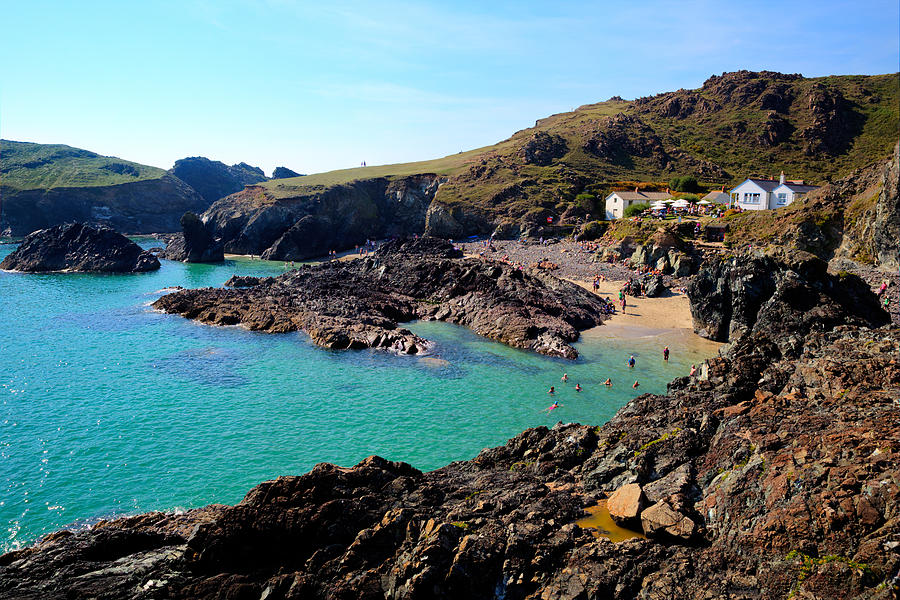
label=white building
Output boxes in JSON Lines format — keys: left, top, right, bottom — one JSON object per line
{"left": 604, "top": 189, "right": 672, "bottom": 220}
{"left": 701, "top": 191, "right": 731, "bottom": 205}
{"left": 729, "top": 173, "right": 818, "bottom": 210}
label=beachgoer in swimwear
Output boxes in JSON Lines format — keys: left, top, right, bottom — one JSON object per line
{"left": 633, "top": 381, "right": 639, "bottom": 389}
{"left": 663, "top": 346, "right": 669, "bottom": 361}
{"left": 561, "top": 373, "right": 568, "bottom": 383}
{"left": 689, "top": 364, "right": 697, "bottom": 377}
{"left": 604, "top": 378, "right": 612, "bottom": 386}
{"left": 575, "top": 383, "right": 582, "bottom": 392}
{"left": 628, "top": 355, "right": 635, "bottom": 368}
{"left": 544, "top": 401, "right": 560, "bottom": 413}
{"left": 548, "top": 386, "right": 555, "bottom": 395}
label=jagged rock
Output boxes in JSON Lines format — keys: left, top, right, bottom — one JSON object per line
{"left": 271, "top": 166, "right": 302, "bottom": 179}
{"left": 519, "top": 131, "right": 567, "bottom": 166}
{"left": 153, "top": 237, "right": 608, "bottom": 358}
{"left": 224, "top": 275, "right": 270, "bottom": 288}
{"left": 640, "top": 500, "right": 697, "bottom": 540}
{"left": 0, "top": 223, "right": 159, "bottom": 273}
{"left": 606, "top": 483, "right": 646, "bottom": 526}
{"left": 643, "top": 463, "right": 693, "bottom": 503}
{"left": 160, "top": 213, "right": 224, "bottom": 263}
{"left": 169, "top": 157, "right": 267, "bottom": 205}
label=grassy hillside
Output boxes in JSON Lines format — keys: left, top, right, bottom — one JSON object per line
{"left": 1, "top": 140, "right": 167, "bottom": 191}
{"left": 259, "top": 71, "right": 898, "bottom": 226}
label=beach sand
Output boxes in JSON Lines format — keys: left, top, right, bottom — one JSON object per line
{"left": 570, "top": 280, "right": 694, "bottom": 330}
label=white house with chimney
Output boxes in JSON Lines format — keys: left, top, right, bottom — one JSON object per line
{"left": 728, "top": 172, "right": 818, "bottom": 211}
{"left": 604, "top": 189, "right": 672, "bottom": 220}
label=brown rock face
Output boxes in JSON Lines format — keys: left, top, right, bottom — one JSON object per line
{"left": 152, "top": 237, "right": 610, "bottom": 358}
{"left": 640, "top": 500, "right": 697, "bottom": 540}
{"left": 606, "top": 483, "right": 646, "bottom": 526}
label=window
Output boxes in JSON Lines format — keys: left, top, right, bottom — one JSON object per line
{"left": 777, "top": 193, "right": 787, "bottom": 204}
{"left": 743, "top": 192, "right": 761, "bottom": 204}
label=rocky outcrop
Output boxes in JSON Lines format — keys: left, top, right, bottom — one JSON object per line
{"left": 0, "top": 223, "right": 160, "bottom": 273}
{"left": 519, "top": 131, "right": 567, "bottom": 166}
{"left": 203, "top": 175, "right": 445, "bottom": 260}
{"left": 872, "top": 141, "right": 900, "bottom": 269}
{"left": 271, "top": 166, "right": 302, "bottom": 179}
{"left": 153, "top": 237, "right": 609, "bottom": 358}
{"left": 159, "top": 213, "right": 224, "bottom": 263}
{"left": 687, "top": 247, "right": 887, "bottom": 343}
{"left": 4, "top": 243, "right": 898, "bottom": 599}
{"left": 169, "top": 157, "right": 267, "bottom": 205}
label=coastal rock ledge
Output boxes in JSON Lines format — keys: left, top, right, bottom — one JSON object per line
{"left": 0, "top": 223, "right": 160, "bottom": 273}
{"left": 152, "top": 237, "right": 609, "bottom": 358}
{"left": 1, "top": 248, "right": 897, "bottom": 599}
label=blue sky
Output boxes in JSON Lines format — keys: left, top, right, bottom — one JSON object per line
{"left": 1, "top": 0, "right": 897, "bottom": 175}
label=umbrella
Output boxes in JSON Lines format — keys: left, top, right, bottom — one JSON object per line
{"left": 697, "top": 199, "right": 711, "bottom": 205}
{"left": 650, "top": 201, "right": 667, "bottom": 208}
{"left": 672, "top": 199, "right": 690, "bottom": 207}
{"left": 663, "top": 198, "right": 677, "bottom": 204}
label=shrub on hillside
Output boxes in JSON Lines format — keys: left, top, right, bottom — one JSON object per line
{"left": 579, "top": 220, "right": 608, "bottom": 240}
{"left": 624, "top": 203, "right": 649, "bottom": 218}
{"left": 670, "top": 175, "right": 700, "bottom": 193}
{"left": 575, "top": 193, "right": 597, "bottom": 214}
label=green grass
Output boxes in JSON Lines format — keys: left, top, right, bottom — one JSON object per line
{"left": 1, "top": 140, "right": 167, "bottom": 190}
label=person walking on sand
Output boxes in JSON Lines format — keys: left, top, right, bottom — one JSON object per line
{"left": 663, "top": 346, "right": 669, "bottom": 362}
{"left": 628, "top": 355, "right": 636, "bottom": 368}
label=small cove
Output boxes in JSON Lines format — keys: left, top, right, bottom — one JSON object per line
{"left": 0, "top": 240, "right": 717, "bottom": 552}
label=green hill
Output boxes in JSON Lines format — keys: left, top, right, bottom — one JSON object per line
{"left": 0, "top": 140, "right": 206, "bottom": 235}
{"left": 258, "top": 71, "right": 899, "bottom": 227}
{"left": 1, "top": 140, "right": 167, "bottom": 191}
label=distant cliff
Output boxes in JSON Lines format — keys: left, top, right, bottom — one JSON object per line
{"left": 0, "top": 140, "right": 207, "bottom": 236}
{"left": 168, "top": 156, "right": 268, "bottom": 205}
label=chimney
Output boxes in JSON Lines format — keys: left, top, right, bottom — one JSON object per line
{"left": 779, "top": 171, "right": 785, "bottom": 185}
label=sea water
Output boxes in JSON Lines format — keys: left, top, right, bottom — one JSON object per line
{"left": 0, "top": 239, "right": 716, "bottom": 552}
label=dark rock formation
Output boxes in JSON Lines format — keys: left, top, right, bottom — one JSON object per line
{"left": 153, "top": 237, "right": 609, "bottom": 358}
{"left": 582, "top": 114, "right": 668, "bottom": 167}
{"left": 0, "top": 223, "right": 160, "bottom": 273}
{"left": 160, "top": 213, "right": 224, "bottom": 263}
{"left": 204, "top": 175, "right": 445, "bottom": 260}
{"left": 4, "top": 246, "right": 898, "bottom": 599}
{"left": 687, "top": 247, "right": 888, "bottom": 343}
{"left": 0, "top": 175, "right": 206, "bottom": 237}
{"left": 271, "top": 166, "right": 302, "bottom": 179}
{"left": 169, "top": 157, "right": 268, "bottom": 205}
{"left": 872, "top": 141, "right": 900, "bottom": 270}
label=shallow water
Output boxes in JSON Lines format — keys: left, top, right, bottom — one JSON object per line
{"left": 576, "top": 500, "right": 646, "bottom": 543}
{"left": 0, "top": 241, "right": 715, "bottom": 552}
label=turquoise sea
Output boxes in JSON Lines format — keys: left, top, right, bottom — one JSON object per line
{"left": 0, "top": 239, "right": 715, "bottom": 553}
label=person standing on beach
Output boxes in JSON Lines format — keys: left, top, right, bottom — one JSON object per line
{"left": 689, "top": 364, "right": 697, "bottom": 377}
{"left": 663, "top": 346, "right": 669, "bottom": 362}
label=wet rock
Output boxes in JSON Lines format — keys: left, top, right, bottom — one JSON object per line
{"left": 153, "top": 237, "right": 608, "bottom": 358}
{"left": 160, "top": 212, "right": 224, "bottom": 262}
{"left": 0, "top": 223, "right": 160, "bottom": 273}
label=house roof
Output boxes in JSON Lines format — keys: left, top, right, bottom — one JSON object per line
{"left": 744, "top": 178, "right": 781, "bottom": 192}
{"left": 778, "top": 183, "right": 819, "bottom": 193}
{"left": 608, "top": 191, "right": 672, "bottom": 202}
{"left": 702, "top": 191, "right": 731, "bottom": 203}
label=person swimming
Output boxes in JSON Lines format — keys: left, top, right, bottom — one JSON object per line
{"left": 561, "top": 373, "right": 568, "bottom": 382}
{"left": 633, "top": 380, "right": 640, "bottom": 389}
{"left": 604, "top": 378, "right": 612, "bottom": 386}
{"left": 575, "top": 383, "right": 582, "bottom": 392}
{"left": 628, "top": 355, "right": 636, "bottom": 368}
{"left": 548, "top": 386, "right": 555, "bottom": 395}
{"left": 543, "top": 401, "right": 560, "bottom": 413}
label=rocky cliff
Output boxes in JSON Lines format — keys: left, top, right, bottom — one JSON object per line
{"left": 202, "top": 175, "right": 443, "bottom": 260}
{"left": 1, "top": 141, "right": 207, "bottom": 236}
{"left": 0, "top": 223, "right": 160, "bottom": 273}
{"left": 159, "top": 212, "right": 224, "bottom": 263}
{"left": 152, "top": 237, "right": 609, "bottom": 358}
{"left": 2, "top": 249, "right": 896, "bottom": 599}
{"left": 169, "top": 157, "right": 268, "bottom": 205}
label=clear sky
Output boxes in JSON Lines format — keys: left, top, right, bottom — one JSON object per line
{"left": 1, "top": 0, "right": 897, "bottom": 176}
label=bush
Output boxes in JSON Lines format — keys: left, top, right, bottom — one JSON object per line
{"left": 670, "top": 175, "right": 700, "bottom": 193}
{"left": 624, "top": 203, "right": 649, "bottom": 218}
{"left": 580, "top": 220, "right": 608, "bottom": 240}
{"left": 575, "top": 193, "right": 597, "bottom": 214}
{"left": 680, "top": 193, "right": 700, "bottom": 203}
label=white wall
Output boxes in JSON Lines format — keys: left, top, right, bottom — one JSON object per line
{"left": 605, "top": 193, "right": 625, "bottom": 220}
{"left": 731, "top": 181, "right": 770, "bottom": 211}
{"left": 772, "top": 184, "right": 796, "bottom": 208}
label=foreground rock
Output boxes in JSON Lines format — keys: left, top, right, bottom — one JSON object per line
{"left": 153, "top": 237, "right": 610, "bottom": 358}
{"left": 0, "top": 223, "right": 160, "bottom": 273}
{"left": 3, "top": 247, "right": 897, "bottom": 599}
{"left": 159, "top": 212, "right": 224, "bottom": 263}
